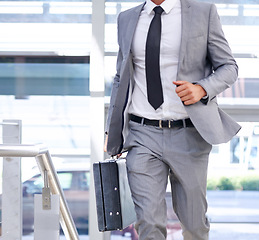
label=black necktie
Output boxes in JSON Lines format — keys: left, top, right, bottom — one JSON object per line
{"left": 145, "top": 6, "right": 164, "bottom": 110}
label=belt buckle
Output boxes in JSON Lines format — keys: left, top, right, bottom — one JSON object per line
{"left": 159, "top": 120, "right": 162, "bottom": 128}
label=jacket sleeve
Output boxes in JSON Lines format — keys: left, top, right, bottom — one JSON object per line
{"left": 105, "top": 13, "right": 123, "bottom": 134}
{"left": 197, "top": 4, "right": 238, "bottom": 103}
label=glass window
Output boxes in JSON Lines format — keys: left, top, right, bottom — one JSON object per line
{"left": 78, "top": 172, "right": 90, "bottom": 191}
{"left": 23, "top": 175, "right": 43, "bottom": 197}
{"left": 0, "top": 56, "right": 89, "bottom": 97}
{"left": 57, "top": 172, "right": 73, "bottom": 190}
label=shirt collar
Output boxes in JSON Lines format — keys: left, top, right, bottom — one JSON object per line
{"left": 145, "top": 0, "right": 178, "bottom": 15}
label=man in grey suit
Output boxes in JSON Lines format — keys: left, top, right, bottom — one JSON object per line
{"left": 104, "top": 0, "right": 241, "bottom": 239}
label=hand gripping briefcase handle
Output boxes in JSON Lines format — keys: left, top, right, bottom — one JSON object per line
{"left": 93, "top": 157, "right": 136, "bottom": 231}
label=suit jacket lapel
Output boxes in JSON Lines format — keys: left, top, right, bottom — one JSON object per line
{"left": 177, "top": 0, "right": 191, "bottom": 77}
{"left": 122, "top": 3, "right": 145, "bottom": 56}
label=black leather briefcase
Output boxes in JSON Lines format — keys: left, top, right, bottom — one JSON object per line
{"left": 93, "top": 158, "right": 136, "bottom": 231}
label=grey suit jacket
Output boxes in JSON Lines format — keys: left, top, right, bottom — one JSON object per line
{"left": 106, "top": 0, "right": 241, "bottom": 156}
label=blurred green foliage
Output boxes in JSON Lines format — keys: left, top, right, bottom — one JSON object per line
{"left": 207, "top": 174, "right": 259, "bottom": 191}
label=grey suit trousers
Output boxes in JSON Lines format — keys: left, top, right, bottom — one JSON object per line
{"left": 124, "top": 120, "right": 212, "bottom": 240}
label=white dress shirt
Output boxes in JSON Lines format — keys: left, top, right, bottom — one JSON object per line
{"left": 128, "top": 0, "right": 188, "bottom": 120}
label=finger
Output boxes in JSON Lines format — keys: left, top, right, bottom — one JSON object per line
{"left": 178, "top": 87, "right": 193, "bottom": 96}
{"left": 177, "top": 87, "right": 193, "bottom": 98}
{"left": 183, "top": 99, "right": 195, "bottom": 105}
{"left": 182, "top": 93, "right": 200, "bottom": 105}
{"left": 104, "top": 135, "right": 108, "bottom": 152}
{"left": 175, "top": 84, "right": 188, "bottom": 94}
{"left": 173, "top": 80, "right": 186, "bottom": 86}
{"left": 180, "top": 94, "right": 193, "bottom": 103}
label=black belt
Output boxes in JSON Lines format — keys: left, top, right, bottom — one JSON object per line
{"left": 129, "top": 114, "right": 194, "bottom": 129}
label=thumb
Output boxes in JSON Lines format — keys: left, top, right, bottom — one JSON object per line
{"left": 173, "top": 81, "right": 186, "bottom": 86}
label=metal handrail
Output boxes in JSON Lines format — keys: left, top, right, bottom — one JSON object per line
{"left": 0, "top": 122, "right": 19, "bottom": 126}
{"left": 0, "top": 143, "right": 79, "bottom": 240}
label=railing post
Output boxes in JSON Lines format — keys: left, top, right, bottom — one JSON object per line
{"left": 89, "top": 0, "right": 110, "bottom": 239}
{"left": 2, "top": 120, "right": 22, "bottom": 240}
{"left": 0, "top": 143, "right": 79, "bottom": 240}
